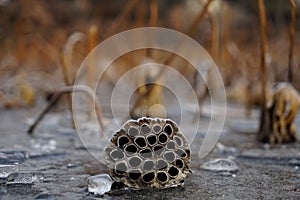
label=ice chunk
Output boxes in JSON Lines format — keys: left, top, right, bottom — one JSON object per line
{"left": 6, "top": 172, "right": 42, "bottom": 185}
{"left": 87, "top": 174, "right": 113, "bottom": 195}
{"left": 201, "top": 158, "right": 238, "bottom": 173}
{"left": 0, "top": 164, "right": 19, "bottom": 178}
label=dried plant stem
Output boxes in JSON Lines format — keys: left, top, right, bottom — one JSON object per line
{"left": 146, "top": 0, "right": 158, "bottom": 58}
{"left": 149, "top": 0, "right": 158, "bottom": 27}
{"left": 187, "top": 0, "right": 214, "bottom": 37}
{"left": 87, "top": 25, "right": 98, "bottom": 118}
{"left": 208, "top": 11, "right": 220, "bottom": 62}
{"left": 61, "top": 32, "right": 86, "bottom": 128}
{"left": 60, "top": 53, "right": 75, "bottom": 128}
{"left": 131, "top": 0, "right": 213, "bottom": 113}
{"left": 27, "top": 85, "right": 106, "bottom": 138}
{"left": 288, "top": 0, "right": 296, "bottom": 83}
{"left": 107, "top": 0, "right": 139, "bottom": 36}
{"left": 258, "top": 0, "right": 268, "bottom": 133}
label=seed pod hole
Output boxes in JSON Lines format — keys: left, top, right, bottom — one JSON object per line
{"left": 128, "top": 156, "right": 142, "bottom": 168}
{"left": 166, "top": 141, "right": 176, "bottom": 150}
{"left": 128, "top": 127, "right": 139, "bottom": 137}
{"left": 117, "top": 136, "right": 130, "bottom": 148}
{"left": 174, "top": 159, "right": 184, "bottom": 169}
{"left": 163, "top": 151, "right": 176, "bottom": 163}
{"left": 153, "top": 124, "right": 162, "bottom": 133}
{"left": 168, "top": 166, "right": 179, "bottom": 177}
{"left": 173, "top": 136, "right": 183, "bottom": 147}
{"left": 143, "top": 160, "right": 155, "bottom": 171}
{"left": 157, "top": 171, "right": 168, "bottom": 183}
{"left": 158, "top": 133, "right": 168, "bottom": 144}
{"left": 139, "top": 148, "right": 153, "bottom": 159}
{"left": 140, "top": 124, "right": 151, "bottom": 134}
{"left": 153, "top": 145, "right": 164, "bottom": 156}
{"left": 142, "top": 172, "right": 155, "bottom": 183}
{"left": 115, "top": 162, "right": 127, "bottom": 175}
{"left": 164, "top": 124, "right": 173, "bottom": 136}
{"left": 134, "top": 136, "right": 147, "bottom": 149}
{"left": 175, "top": 148, "right": 187, "bottom": 158}
{"left": 125, "top": 144, "right": 138, "bottom": 155}
{"left": 128, "top": 169, "right": 142, "bottom": 181}
{"left": 110, "top": 149, "right": 125, "bottom": 160}
{"left": 146, "top": 134, "right": 157, "bottom": 146}
{"left": 156, "top": 159, "right": 168, "bottom": 170}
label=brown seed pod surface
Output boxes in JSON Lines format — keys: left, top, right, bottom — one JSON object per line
{"left": 103, "top": 117, "right": 191, "bottom": 189}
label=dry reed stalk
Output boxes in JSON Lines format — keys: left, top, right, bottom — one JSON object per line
{"left": 257, "top": 0, "right": 268, "bottom": 133}
{"left": 107, "top": 0, "right": 139, "bottom": 36}
{"left": 208, "top": 11, "right": 219, "bottom": 62}
{"left": 288, "top": 0, "right": 296, "bottom": 83}
{"left": 187, "top": 0, "right": 214, "bottom": 37}
{"left": 60, "top": 32, "right": 86, "bottom": 128}
{"left": 131, "top": 0, "right": 214, "bottom": 112}
{"left": 146, "top": 0, "right": 157, "bottom": 58}
{"left": 135, "top": 0, "right": 146, "bottom": 27}
{"left": 149, "top": 0, "right": 158, "bottom": 27}
{"left": 27, "top": 85, "right": 107, "bottom": 138}
{"left": 87, "top": 25, "right": 98, "bottom": 119}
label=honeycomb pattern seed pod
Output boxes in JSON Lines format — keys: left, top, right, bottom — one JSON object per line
{"left": 103, "top": 117, "right": 191, "bottom": 189}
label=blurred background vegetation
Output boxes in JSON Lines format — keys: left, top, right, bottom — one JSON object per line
{"left": 0, "top": 0, "right": 299, "bottom": 109}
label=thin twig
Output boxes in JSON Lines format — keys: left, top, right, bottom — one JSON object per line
{"left": 288, "top": 0, "right": 296, "bottom": 83}
{"left": 27, "top": 85, "right": 106, "bottom": 138}
{"left": 258, "top": 0, "right": 268, "bottom": 133}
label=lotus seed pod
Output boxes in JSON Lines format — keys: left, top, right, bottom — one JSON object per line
{"left": 103, "top": 117, "right": 191, "bottom": 189}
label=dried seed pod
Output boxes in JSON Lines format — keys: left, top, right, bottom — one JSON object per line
{"left": 139, "top": 148, "right": 153, "bottom": 159}
{"left": 124, "top": 144, "right": 138, "bottom": 155}
{"left": 168, "top": 166, "right": 180, "bottom": 178}
{"left": 103, "top": 117, "right": 191, "bottom": 189}
{"left": 134, "top": 136, "right": 147, "bottom": 149}
{"left": 142, "top": 171, "right": 155, "bottom": 183}
{"left": 163, "top": 151, "right": 176, "bottom": 163}
{"left": 156, "top": 159, "right": 169, "bottom": 170}
{"left": 152, "top": 124, "right": 162, "bottom": 134}
{"left": 157, "top": 171, "right": 169, "bottom": 184}
{"left": 173, "top": 135, "right": 183, "bottom": 147}
{"left": 117, "top": 135, "right": 130, "bottom": 149}
{"left": 153, "top": 145, "right": 164, "bottom": 157}
{"left": 110, "top": 149, "right": 125, "bottom": 161}
{"left": 158, "top": 133, "right": 169, "bottom": 144}
{"left": 114, "top": 162, "right": 127, "bottom": 176}
{"left": 146, "top": 134, "right": 158, "bottom": 146}
{"left": 128, "top": 127, "right": 139, "bottom": 137}
{"left": 140, "top": 123, "right": 151, "bottom": 135}
{"left": 143, "top": 160, "right": 155, "bottom": 171}
{"left": 128, "top": 156, "right": 142, "bottom": 168}
{"left": 166, "top": 141, "right": 176, "bottom": 150}
{"left": 128, "top": 169, "right": 142, "bottom": 181}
